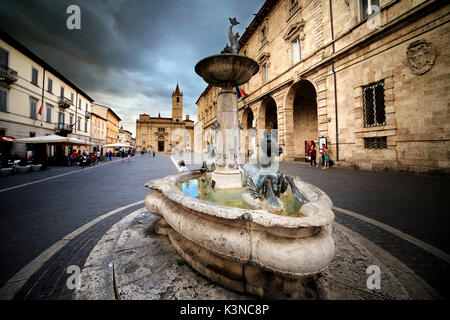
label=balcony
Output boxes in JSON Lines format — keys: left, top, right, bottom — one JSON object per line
{"left": 54, "top": 122, "right": 73, "bottom": 136}
{"left": 85, "top": 111, "right": 91, "bottom": 119}
{"left": 58, "top": 97, "right": 72, "bottom": 109}
{"left": 0, "top": 66, "right": 18, "bottom": 85}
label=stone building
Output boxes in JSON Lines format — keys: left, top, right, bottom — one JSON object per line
{"left": 118, "top": 126, "right": 133, "bottom": 146}
{"left": 196, "top": 0, "right": 449, "bottom": 173}
{"left": 90, "top": 111, "right": 107, "bottom": 153}
{"left": 0, "top": 29, "right": 93, "bottom": 156}
{"left": 91, "top": 103, "right": 121, "bottom": 153}
{"left": 135, "top": 84, "right": 194, "bottom": 153}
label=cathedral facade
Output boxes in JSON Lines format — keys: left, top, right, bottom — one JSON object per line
{"left": 135, "top": 84, "right": 194, "bottom": 153}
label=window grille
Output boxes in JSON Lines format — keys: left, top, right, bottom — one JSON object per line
{"left": 364, "top": 136, "right": 387, "bottom": 149}
{"left": 363, "top": 80, "right": 385, "bottom": 127}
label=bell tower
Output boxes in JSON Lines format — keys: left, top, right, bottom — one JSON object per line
{"left": 172, "top": 82, "right": 183, "bottom": 122}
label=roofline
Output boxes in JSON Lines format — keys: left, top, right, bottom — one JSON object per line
{"left": 238, "top": 0, "right": 278, "bottom": 48}
{"left": 0, "top": 28, "right": 95, "bottom": 102}
{"left": 196, "top": 84, "right": 213, "bottom": 105}
{"left": 90, "top": 112, "right": 107, "bottom": 121}
{"left": 107, "top": 108, "right": 122, "bottom": 121}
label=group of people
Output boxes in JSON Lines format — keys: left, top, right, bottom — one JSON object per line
{"left": 68, "top": 149, "right": 100, "bottom": 167}
{"left": 307, "top": 143, "right": 332, "bottom": 170}
{"left": 147, "top": 150, "right": 156, "bottom": 158}
{"left": 118, "top": 147, "right": 133, "bottom": 163}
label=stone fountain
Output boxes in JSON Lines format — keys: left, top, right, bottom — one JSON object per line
{"left": 145, "top": 18, "right": 335, "bottom": 299}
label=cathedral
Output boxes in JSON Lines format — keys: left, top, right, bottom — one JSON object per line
{"left": 135, "top": 83, "right": 194, "bottom": 153}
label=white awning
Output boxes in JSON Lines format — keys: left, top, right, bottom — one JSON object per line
{"left": 102, "top": 143, "right": 133, "bottom": 148}
{"left": 15, "top": 135, "right": 93, "bottom": 146}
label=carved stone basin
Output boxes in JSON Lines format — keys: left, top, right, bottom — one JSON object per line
{"left": 145, "top": 170, "right": 335, "bottom": 299}
{"left": 195, "top": 54, "right": 259, "bottom": 87}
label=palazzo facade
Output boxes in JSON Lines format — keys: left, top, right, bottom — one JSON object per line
{"left": 196, "top": 0, "right": 449, "bottom": 173}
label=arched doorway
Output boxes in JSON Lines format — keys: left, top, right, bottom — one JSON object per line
{"left": 285, "top": 80, "right": 318, "bottom": 161}
{"left": 242, "top": 107, "right": 255, "bottom": 158}
{"left": 260, "top": 96, "right": 278, "bottom": 133}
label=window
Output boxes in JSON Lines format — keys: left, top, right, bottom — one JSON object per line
{"left": 364, "top": 136, "right": 387, "bottom": 149}
{"left": 360, "top": 0, "right": 380, "bottom": 21}
{"left": 0, "top": 47, "right": 9, "bottom": 67}
{"left": 79, "top": 98, "right": 81, "bottom": 109}
{"left": 47, "top": 78, "right": 53, "bottom": 93}
{"left": 85, "top": 102, "right": 88, "bottom": 111}
{"left": 70, "top": 114, "right": 74, "bottom": 126}
{"left": 31, "top": 67, "right": 38, "bottom": 85}
{"left": 71, "top": 93, "right": 74, "bottom": 103}
{"left": 29, "top": 98, "right": 38, "bottom": 118}
{"left": 77, "top": 116, "right": 81, "bottom": 130}
{"left": 262, "top": 64, "right": 268, "bottom": 84}
{"left": 0, "top": 87, "right": 7, "bottom": 112}
{"left": 29, "top": 132, "right": 36, "bottom": 137}
{"left": 261, "top": 26, "right": 267, "bottom": 40}
{"left": 84, "top": 121, "right": 88, "bottom": 132}
{"left": 363, "top": 80, "right": 385, "bottom": 127}
{"left": 58, "top": 112, "right": 65, "bottom": 124}
{"left": 0, "top": 129, "right": 5, "bottom": 136}
{"left": 46, "top": 104, "right": 52, "bottom": 122}
{"left": 60, "top": 86, "right": 64, "bottom": 98}
{"left": 158, "top": 128, "right": 166, "bottom": 132}
{"left": 292, "top": 37, "right": 301, "bottom": 64}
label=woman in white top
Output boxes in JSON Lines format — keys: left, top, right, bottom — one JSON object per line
{"left": 178, "top": 160, "right": 188, "bottom": 172}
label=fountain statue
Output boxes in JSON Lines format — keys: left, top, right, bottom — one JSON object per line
{"left": 144, "top": 18, "right": 335, "bottom": 299}
{"left": 240, "top": 130, "right": 310, "bottom": 213}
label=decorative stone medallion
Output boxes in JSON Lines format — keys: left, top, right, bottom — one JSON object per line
{"left": 406, "top": 40, "right": 436, "bottom": 75}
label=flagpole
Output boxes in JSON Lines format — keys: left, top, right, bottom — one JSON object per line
{"left": 39, "top": 69, "right": 45, "bottom": 124}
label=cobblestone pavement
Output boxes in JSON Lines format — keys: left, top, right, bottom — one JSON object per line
{"left": 0, "top": 154, "right": 176, "bottom": 288}
{"left": 13, "top": 203, "right": 145, "bottom": 300}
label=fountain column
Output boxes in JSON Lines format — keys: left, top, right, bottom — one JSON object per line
{"left": 211, "top": 84, "right": 242, "bottom": 189}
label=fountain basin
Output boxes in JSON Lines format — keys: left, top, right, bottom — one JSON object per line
{"left": 195, "top": 54, "right": 259, "bottom": 87}
{"left": 145, "top": 171, "right": 335, "bottom": 298}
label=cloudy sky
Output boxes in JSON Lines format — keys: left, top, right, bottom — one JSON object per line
{"left": 0, "top": 0, "right": 265, "bottom": 136}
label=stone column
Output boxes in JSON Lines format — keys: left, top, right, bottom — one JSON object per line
{"left": 211, "top": 85, "right": 242, "bottom": 189}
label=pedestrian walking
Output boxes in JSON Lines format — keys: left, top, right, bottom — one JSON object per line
{"left": 153, "top": 151, "right": 155, "bottom": 158}
{"left": 148, "top": 150, "right": 151, "bottom": 157}
{"left": 127, "top": 149, "right": 132, "bottom": 162}
{"left": 108, "top": 150, "right": 112, "bottom": 161}
{"left": 309, "top": 144, "right": 318, "bottom": 167}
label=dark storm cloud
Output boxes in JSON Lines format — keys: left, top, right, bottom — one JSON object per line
{"left": 0, "top": 0, "right": 265, "bottom": 134}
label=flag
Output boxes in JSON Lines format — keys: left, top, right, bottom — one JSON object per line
{"left": 71, "top": 119, "right": 77, "bottom": 128}
{"left": 235, "top": 86, "right": 248, "bottom": 99}
{"left": 239, "top": 87, "right": 248, "bottom": 98}
{"left": 37, "top": 103, "right": 43, "bottom": 117}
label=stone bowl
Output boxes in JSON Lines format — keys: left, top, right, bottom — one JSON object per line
{"left": 144, "top": 171, "right": 335, "bottom": 299}
{"left": 17, "top": 165, "right": 31, "bottom": 174}
{"left": 31, "top": 164, "right": 42, "bottom": 172}
{"left": 195, "top": 54, "right": 259, "bottom": 87}
{"left": 0, "top": 168, "right": 13, "bottom": 177}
